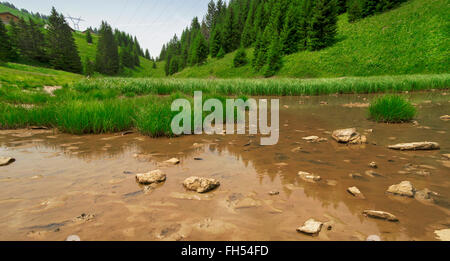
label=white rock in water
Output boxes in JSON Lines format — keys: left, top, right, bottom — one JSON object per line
{"left": 440, "top": 115, "right": 450, "bottom": 121}
{"left": 367, "top": 235, "right": 381, "bottom": 241}
{"left": 183, "top": 177, "right": 220, "bottom": 193}
{"left": 135, "top": 170, "right": 166, "bottom": 185}
{"left": 164, "top": 158, "right": 180, "bottom": 165}
{"left": 298, "top": 171, "right": 322, "bottom": 183}
{"left": 347, "top": 186, "right": 365, "bottom": 199}
{"left": 388, "top": 142, "right": 440, "bottom": 151}
{"left": 0, "top": 157, "right": 15, "bottom": 167}
{"left": 66, "top": 235, "right": 81, "bottom": 241}
{"left": 386, "top": 181, "right": 415, "bottom": 197}
{"left": 434, "top": 229, "right": 450, "bottom": 241}
{"left": 363, "top": 210, "right": 399, "bottom": 222}
{"left": 332, "top": 128, "right": 367, "bottom": 144}
{"left": 297, "top": 219, "right": 323, "bottom": 235}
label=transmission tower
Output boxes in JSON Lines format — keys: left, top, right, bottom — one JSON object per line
{"left": 65, "top": 14, "right": 84, "bottom": 31}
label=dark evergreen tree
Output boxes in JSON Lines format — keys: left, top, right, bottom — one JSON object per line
{"left": 47, "top": 7, "right": 82, "bottom": 73}
{"left": 280, "top": 0, "right": 303, "bottom": 55}
{"left": 216, "top": 47, "right": 225, "bottom": 59}
{"left": 86, "top": 30, "right": 93, "bottom": 44}
{"left": 233, "top": 48, "right": 248, "bottom": 67}
{"left": 209, "top": 27, "right": 222, "bottom": 58}
{"left": 145, "top": 49, "right": 151, "bottom": 60}
{"left": 95, "top": 21, "right": 120, "bottom": 75}
{"left": 84, "top": 58, "right": 95, "bottom": 76}
{"left": 263, "top": 37, "right": 282, "bottom": 77}
{"left": 0, "top": 19, "right": 14, "bottom": 62}
{"left": 347, "top": 0, "right": 363, "bottom": 22}
{"left": 307, "top": 0, "right": 338, "bottom": 51}
{"left": 191, "top": 32, "right": 209, "bottom": 65}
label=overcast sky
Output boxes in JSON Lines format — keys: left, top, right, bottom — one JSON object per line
{"left": 10, "top": 0, "right": 212, "bottom": 57}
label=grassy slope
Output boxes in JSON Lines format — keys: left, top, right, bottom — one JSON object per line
{"left": 0, "top": 4, "right": 42, "bottom": 22}
{"left": 176, "top": 0, "right": 449, "bottom": 79}
{"left": 0, "top": 63, "right": 82, "bottom": 88}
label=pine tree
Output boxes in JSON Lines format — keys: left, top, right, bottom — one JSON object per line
{"left": 86, "top": 30, "right": 93, "bottom": 44}
{"left": 95, "top": 21, "right": 120, "bottom": 75}
{"left": 263, "top": 37, "right": 282, "bottom": 77}
{"left": 0, "top": 19, "right": 14, "bottom": 62}
{"left": 216, "top": 47, "right": 225, "bottom": 59}
{"left": 152, "top": 61, "right": 157, "bottom": 69}
{"left": 7, "top": 20, "right": 19, "bottom": 60}
{"left": 47, "top": 7, "right": 82, "bottom": 73}
{"left": 233, "top": 48, "right": 248, "bottom": 68}
{"left": 191, "top": 32, "right": 208, "bottom": 65}
{"left": 308, "top": 0, "right": 338, "bottom": 51}
{"left": 120, "top": 45, "right": 135, "bottom": 68}
{"left": 280, "top": 0, "right": 302, "bottom": 55}
{"left": 348, "top": 0, "right": 363, "bottom": 22}
{"left": 84, "top": 58, "right": 95, "bottom": 76}
{"left": 145, "top": 49, "right": 151, "bottom": 60}
{"left": 209, "top": 27, "right": 222, "bottom": 58}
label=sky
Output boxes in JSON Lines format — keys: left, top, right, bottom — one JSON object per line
{"left": 9, "top": 0, "right": 212, "bottom": 57}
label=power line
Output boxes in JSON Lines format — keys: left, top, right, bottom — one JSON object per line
{"left": 127, "top": 0, "right": 146, "bottom": 26}
{"left": 114, "top": 0, "right": 130, "bottom": 26}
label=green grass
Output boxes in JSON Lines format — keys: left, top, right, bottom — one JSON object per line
{"left": 368, "top": 95, "right": 417, "bottom": 123}
{"left": 0, "top": 63, "right": 83, "bottom": 88}
{"left": 175, "top": 0, "right": 449, "bottom": 79}
{"left": 71, "top": 74, "right": 450, "bottom": 97}
{"left": 0, "top": 3, "right": 44, "bottom": 23}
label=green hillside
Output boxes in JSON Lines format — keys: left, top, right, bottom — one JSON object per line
{"left": 175, "top": 0, "right": 449, "bottom": 79}
{"left": 0, "top": 3, "right": 42, "bottom": 22}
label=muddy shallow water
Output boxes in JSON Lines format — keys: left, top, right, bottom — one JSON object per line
{"left": 0, "top": 92, "right": 449, "bottom": 241}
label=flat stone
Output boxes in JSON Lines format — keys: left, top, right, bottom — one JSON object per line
{"left": 332, "top": 128, "right": 367, "bottom": 144}
{"left": 296, "top": 219, "right": 323, "bottom": 235}
{"left": 440, "top": 115, "right": 450, "bottom": 121}
{"left": 302, "top": 136, "right": 327, "bottom": 143}
{"left": 414, "top": 188, "right": 438, "bottom": 203}
{"left": 442, "top": 154, "right": 450, "bottom": 160}
{"left": 388, "top": 142, "right": 440, "bottom": 151}
{"left": 369, "top": 162, "right": 378, "bottom": 169}
{"left": 268, "top": 191, "right": 280, "bottom": 196}
{"left": 349, "top": 173, "right": 365, "bottom": 180}
{"left": 298, "top": 171, "right": 322, "bottom": 183}
{"left": 363, "top": 210, "right": 399, "bottom": 222}
{"left": 386, "top": 181, "right": 415, "bottom": 197}
{"left": 347, "top": 186, "right": 365, "bottom": 199}
{"left": 165, "top": 158, "right": 180, "bottom": 165}
{"left": 135, "top": 170, "right": 166, "bottom": 185}
{"left": 434, "top": 229, "right": 450, "bottom": 241}
{"left": 183, "top": 177, "right": 220, "bottom": 193}
{"left": 0, "top": 157, "right": 15, "bottom": 167}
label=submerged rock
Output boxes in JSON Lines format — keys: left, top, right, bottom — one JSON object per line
{"left": 0, "top": 157, "right": 15, "bottom": 167}
{"left": 386, "top": 181, "right": 415, "bottom": 197}
{"left": 183, "top": 177, "right": 220, "bottom": 193}
{"left": 388, "top": 142, "right": 440, "bottom": 151}
{"left": 332, "top": 128, "right": 367, "bottom": 144}
{"left": 363, "top": 210, "right": 399, "bottom": 222}
{"left": 367, "top": 235, "right": 382, "bottom": 241}
{"left": 165, "top": 158, "right": 180, "bottom": 165}
{"left": 369, "top": 162, "right": 378, "bottom": 169}
{"left": 302, "top": 136, "right": 327, "bottom": 143}
{"left": 440, "top": 115, "right": 450, "bottom": 121}
{"left": 298, "top": 171, "right": 322, "bottom": 183}
{"left": 297, "top": 219, "right": 323, "bottom": 235}
{"left": 135, "top": 170, "right": 166, "bottom": 185}
{"left": 414, "top": 188, "right": 438, "bottom": 203}
{"left": 434, "top": 229, "right": 450, "bottom": 241}
{"left": 347, "top": 186, "right": 365, "bottom": 199}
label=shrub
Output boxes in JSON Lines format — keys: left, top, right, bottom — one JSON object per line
{"left": 233, "top": 48, "right": 248, "bottom": 68}
{"left": 368, "top": 95, "right": 416, "bottom": 123}
{"left": 216, "top": 47, "right": 225, "bottom": 59}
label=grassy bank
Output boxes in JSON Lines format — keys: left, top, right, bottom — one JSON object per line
{"left": 72, "top": 74, "right": 450, "bottom": 97}
{"left": 175, "top": 0, "right": 449, "bottom": 79}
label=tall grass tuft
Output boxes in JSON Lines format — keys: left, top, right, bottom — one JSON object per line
{"left": 368, "top": 95, "right": 417, "bottom": 123}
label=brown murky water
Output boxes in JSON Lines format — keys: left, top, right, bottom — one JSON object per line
{"left": 0, "top": 92, "right": 449, "bottom": 241}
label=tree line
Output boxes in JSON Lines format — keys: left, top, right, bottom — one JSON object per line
{"left": 0, "top": 7, "right": 153, "bottom": 76}
{"left": 159, "top": 0, "right": 408, "bottom": 77}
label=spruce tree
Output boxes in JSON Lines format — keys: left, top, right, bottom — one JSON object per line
{"left": 280, "top": 0, "right": 302, "bottom": 55}
{"left": 192, "top": 32, "right": 208, "bottom": 65}
{"left": 233, "top": 48, "right": 248, "bottom": 68}
{"left": 348, "top": 0, "right": 363, "bottom": 22}
{"left": 209, "top": 27, "right": 222, "bottom": 58}
{"left": 308, "top": 0, "right": 338, "bottom": 51}
{"left": 86, "top": 30, "right": 93, "bottom": 44}
{"left": 95, "top": 21, "right": 120, "bottom": 75}
{"left": 263, "top": 37, "right": 283, "bottom": 77}
{"left": 145, "top": 49, "right": 151, "bottom": 60}
{"left": 216, "top": 47, "right": 225, "bottom": 59}
{"left": 47, "top": 7, "right": 82, "bottom": 73}
{"left": 84, "top": 58, "right": 95, "bottom": 76}
{"left": 0, "top": 19, "right": 14, "bottom": 62}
